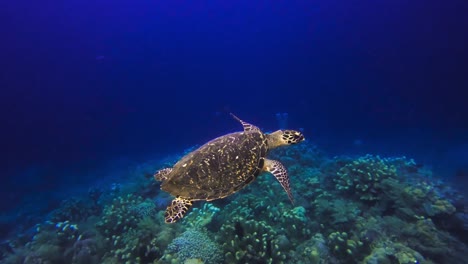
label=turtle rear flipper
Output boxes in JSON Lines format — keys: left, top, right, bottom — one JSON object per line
{"left": 230, "top": 113, "right": 260, "bottom": 132}
{"left": 165, "top": 197, "right": 192, "bottom": 223}
{"left": 154, "top": 168, "right": 172, "bottom": 181}
{"left": 264, "top": 159, "right": 294, "bottom": 204}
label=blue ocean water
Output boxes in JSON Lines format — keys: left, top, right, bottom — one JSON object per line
{"left": 1, "top": 1, "right": 467, "bottom": 263}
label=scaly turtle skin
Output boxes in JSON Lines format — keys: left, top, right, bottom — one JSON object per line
{"left": 154, "top": 114, "right": 305, "bottom": 223}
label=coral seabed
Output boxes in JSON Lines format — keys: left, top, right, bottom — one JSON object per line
{"left": 1, "top": 142, "right": 467, "bottom": 263}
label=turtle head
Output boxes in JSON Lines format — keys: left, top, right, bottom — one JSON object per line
{"left": 266, "top": 130, "right": 305, "bottom": 149}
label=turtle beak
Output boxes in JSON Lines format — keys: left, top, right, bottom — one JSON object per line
{"left": 282, "top": 130, "right": 305, "bottom": 144}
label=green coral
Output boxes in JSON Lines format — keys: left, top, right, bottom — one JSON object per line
{"left": 287, "top": 206, "right": 307, "bottom": 222}
{"left": 129, "top": 199, "right": 157, "bottom": 218}
{"left": 2, "top": 220, "right": 86, "bottom": 264}
{"left": 101, "top": 212, "right": 178, "bottom": 263}
{"left": 278, "top": 205, "right": 312, "bottom": 240}
{"left": 105, "top": 228, "right": 153, "bottom": 263}
{"left": 312, "top": 198, "right": 361, "bottom": 227}
{"left": 163, "top": 229, "right": 222, "bottom": 264}
{"left": 328, "top": 231, "right": 365, "bottom": 261}
{"left": 96, "top": 194, "right": 142, "bottom": 236}
{"left": 335, "top": 154, "right": 398, "bottom": 201}
{"left": 219, "top": 217, "right": 288, "bottom": 263}
{"left": 423, "top": 199, "right": 456, "bottom": 216}
{"left": 294, "top": 233, "right": 330, "bottom": 264}
{"left": 96, "top": 194, "right": 179, "bottom": 263}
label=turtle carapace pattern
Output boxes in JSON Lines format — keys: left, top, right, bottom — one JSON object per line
{"left": 154, "top": 113, "right": 305, "bottom": 223}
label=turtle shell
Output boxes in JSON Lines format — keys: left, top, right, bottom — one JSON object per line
{"left": 161, "top": 130, "right": 268, "bottom": 201}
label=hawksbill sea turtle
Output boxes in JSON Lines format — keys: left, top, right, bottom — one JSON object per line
{"left": 154, "top": 114, "right": 305, "bottom": 223}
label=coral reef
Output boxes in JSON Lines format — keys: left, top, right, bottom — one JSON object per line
{"left": 1, "top": 142, "right": 467, "bottom": 264}
{"left": 1, "top": 220, "right": 103, "bottom": 264}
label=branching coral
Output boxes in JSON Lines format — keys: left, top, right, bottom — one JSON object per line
{"left": 334, "top": 154, "right": 398, "bottom": 201}
{"left": 423, "top": 199, "right": 456, "bottom": 216}
{"left": 70, "top": 238, "right": 101, "bottom": 264}
{"left": 328, "top": 231, "right": 366, "bottom": 262}
{"left": 362, "top": 242, "right": 425, "bottom": 264}
{"left": 95, "top": 194, "right": 142, "bottom": 236}
{"left": 294, "top": 233, "right": 330, "bottom": 264}
{"left": 103, "top": 227, "right": 158, "bottom": 263}
{"left": 279, "top": 205, "right": 312, "bottom": 240}
{"left": 218, "top": 217, "right": 286, "bottom": 263}
{"left": 2, "top": 220, "right": 85, "bottom": 264}
{"left": 312, "top": 198, "right": 361, "bottom": 228}
{"left": 96, "top": 194, "right": 179, "bottom": 264}
{"left": 95, "top": 194, "right": 177, "bottom": 263}
{"left": 50, "top": 197, "right": 100, "bottom": 223}
{"left": 129, "top": 199, "right": 157, "bottom": 218}
{"left": 164, "top": 229, "right": 222, "bottom": 264}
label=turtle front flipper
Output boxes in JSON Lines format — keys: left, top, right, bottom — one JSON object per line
{"left": 165, "top": 197, "right": 193, "bottom": 223}
{"left": 264, "top": 159, "right": 294, "bottom": 204}
{"left": 154, "top": 168, "right": 172, "bottom": 181}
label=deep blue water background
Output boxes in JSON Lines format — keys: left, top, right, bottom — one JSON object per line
{"left": 0, "top": 1, "right": 467, "bottom": 217}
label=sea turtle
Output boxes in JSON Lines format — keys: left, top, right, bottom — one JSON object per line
{"left": 154, "top": 114, "right": 305, "bottom": 223}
